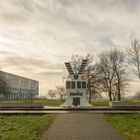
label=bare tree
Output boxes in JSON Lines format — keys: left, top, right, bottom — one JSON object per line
{"left": 48, "top": 90, "right": 56, "bottom": 99}
{"left": 98, "top": 49, "right": 128, "bottom": 101}
{"left": 70, "top": 54, "right": 94, "bottom": 76}
{"left": 127, "top": 39, "right": 140, "bottom": 78}
{"left": 69, "top": 54, "right": 102, "bottom": 103}
{"left": 85, "top": 64, "right": 103, "bottom": 103}
{"left": 56, "top": 85, "right": 66, "bottom": 100}
{"left": 71, "top": 54, "right": 83, "bottom": 76}
{"left": 133, "top": 91, "right": 140, "bottom": 99}
{"left": 110, "top": 49, "right": 128, "bottom": 101}
{"left": 97, "top": 52, "right": 115, "bottom": 101}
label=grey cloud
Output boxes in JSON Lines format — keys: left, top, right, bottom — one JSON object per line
{"left": 17, "top": 0, "right": 35, "bottom": 13}
{"left": 1, "top": 0, "right": 139, "bottom": 52}
{"left": 99, "top": 37, "right": 116, "bottom": 48}
{"left": 0, "top": 2, "right": 29, "bottom": 23}
{"left": 0, "top": 0, "right": 139, "bottom": 53}
{"left": 37, "top": 71, "right": 64, "bottom": 76}
{"left": 1, "top": 0, "right": 140, "bottom": 94}
{"left": 0, "top": 51, "right": 16, "bottom": 55}
{"left": 1, "top": 55, "right": 64, "bottom": 73}
{"left": 57, "top": 0, "right": 140, "bottom": 12}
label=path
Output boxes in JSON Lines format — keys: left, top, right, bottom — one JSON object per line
{"left": 41, "top": 113, "right": 126, "bottom": 140}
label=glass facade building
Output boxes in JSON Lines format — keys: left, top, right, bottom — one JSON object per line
{"left": 0, "top": 71, "right": 39, "bottom": 99}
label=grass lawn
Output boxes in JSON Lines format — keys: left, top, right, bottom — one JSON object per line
{"left": 91, "top": 99, "right": 140, "bottom": 106}
{"left": 0, "top": 99, "right": 64, "bottom": 106}
{"left": 0, "top": 98, "right": 110, "bottom": 106}
{"left": 0, "top": 99, "right": 139, "bottom": 107}
{"left": 30, "top": 98, "right": 64, "bottom": 106}
{"left": 0, "top": 114, "right": 55, "bottom": 140}
{"left": 103, "top": 114, "right": 140, "bottom": 140}
{"left": 128, "top": 100, "right": 140, "bottom": 102}
{"left": 91, "top": 99, "right": 109, "bottom": 106}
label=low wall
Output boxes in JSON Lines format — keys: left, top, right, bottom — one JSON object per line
{"left": 0, "top": 103, "right": 43, "bottom": 108}
{"left": 109, "top": 101, "right": 140, "bottom": 108}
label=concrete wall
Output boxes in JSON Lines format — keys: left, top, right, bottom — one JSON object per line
{"left": 109, "top": 101, "right": 140, "bottom": 107}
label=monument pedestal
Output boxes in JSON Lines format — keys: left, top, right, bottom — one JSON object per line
{"left": 109, "top": 101, "right": 140, "bottom": 108}
{"left": 62, "top": 59, "right": 92, "bottom": 108}
{"left": 62, "top": 94, "right": 92, "bottom": 107}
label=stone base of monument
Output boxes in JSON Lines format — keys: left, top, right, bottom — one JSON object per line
{"left": 61, "top": 96, "right": 92, "bottom": 108}
{"left": 109, "top": 101, "right": 140, "bottom": 108}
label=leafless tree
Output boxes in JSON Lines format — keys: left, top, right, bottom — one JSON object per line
{"left": 97, "top": 52, "right": 115, "bottom": 101}
{"left": 56, "top": 85, "right": 66, "bottom": 100}
{"left": 110, "top": 49, "right": 128, "bottom": 101}
{"left": 69, "top": 54, "right": 102, "bottom": 103}
{"left": 127, "top": 39, "right": 140, "bottom": 78}
{"left": 98, "top": 49, "right": 128, "bottom": 101}
{"left": 133, "top": 91, "right": 140, "bottom": 99}
{"left": 71, "top": 54, "right": 84, "bottom": 76}
{"left": 85, "top": 63, "right": 103, "bottom": 103}
{"left": 48, "top": 90, "right": 56, "bottom": 99}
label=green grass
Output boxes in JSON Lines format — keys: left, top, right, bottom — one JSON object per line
{"left": 91, "top": 99, "right": 140, "bottom": 106}
{"left": 33, "top": 99, "right": 64, "bottom": 106}
{"left": 0, "top": 114, "right": 55, "bottom": 140}
{"left": 0, "top": 99, "right": 64, "bottom": 106}
{"left": 1, "top": 98, "right": 139, "bottom": 107}
{"left": 91, "top": 99, "right": 109, "bottom": 106}
{"left": 128, "top": 100, "right": 140, "bottom": 102}
{"left": 103, "top": 114, "right": 140, "bottom": 140}
{"left": 0, "top": 98, "right": 109, "bottom": 106}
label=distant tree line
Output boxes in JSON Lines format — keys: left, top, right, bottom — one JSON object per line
{"left": 47, "top": 85, "right": 66, "bottom": 100}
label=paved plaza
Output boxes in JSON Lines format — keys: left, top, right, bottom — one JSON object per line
{"left": 41, "top": 113, "right": 126, "bottom": 140}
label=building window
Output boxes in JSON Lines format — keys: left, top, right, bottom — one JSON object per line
{"left": 71, "top": 81, "right": 75, "bottom": 89}
{"left": 66, "top": 81, "right": 70, "bottom": 89}
{"left": 77, "top": 81, "right": 81, "bottom": 89}
{"left": 82, "top": 81, "right": 86, "bottom": 88}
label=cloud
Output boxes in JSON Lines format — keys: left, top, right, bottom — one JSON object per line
{"left": 0, "top": 55, "right": 64, "bottom": 73}
{"left": 0, "top": 0, "right": 140, "bottom": 95}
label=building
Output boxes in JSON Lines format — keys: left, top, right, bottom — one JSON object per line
{"left": 0, "top": 71, "right": 39, "bottom": 99}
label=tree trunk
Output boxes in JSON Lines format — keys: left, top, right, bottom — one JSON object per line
{"left": 112, "top": 93, "right": 116, "bottom": 101}
{"left": 109, "top": 90, "right": 112, "bottom": 101}
{"left": 108, "top": 81, "right": 113, "bottom": 101}
{"left": 117, "top": 77, "right": 121, "bottom": 101}
{"left": 117, "top": 87, "right": 121, "bottom": 101}
{"left": 89, "top": 88, "right": 92, "bottom": 104}
{"left": 108, "top": 85, "right": 112, "bottom": 101}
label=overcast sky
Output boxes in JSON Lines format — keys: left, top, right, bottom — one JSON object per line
{"left": 0, "top": 0, "right": 140, "bottom": 96}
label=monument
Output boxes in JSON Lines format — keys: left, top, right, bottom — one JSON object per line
{"left": 62, "top": 59, "right": 92, "bottom": 107}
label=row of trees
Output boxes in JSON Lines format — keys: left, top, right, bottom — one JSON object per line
{"left": 94, "top": 49, "right": 128, "bottom": 102}
{"left": 47, "top": 85, "right": 66, "bottom": 100}
{"left": 86, "top": 39, "right": 140, "bottom": 102}
{"left": 47, "top": 38, "right": 140, "bottom": 102}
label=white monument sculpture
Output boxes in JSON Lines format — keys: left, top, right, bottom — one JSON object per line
{"left": 62, "top": 59, "right": 92, "bottom": 107}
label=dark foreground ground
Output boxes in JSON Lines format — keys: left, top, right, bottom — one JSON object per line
{"left": 41, "top": 113, "right": 126, "bottom": 140}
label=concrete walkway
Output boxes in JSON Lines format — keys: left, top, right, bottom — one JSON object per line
{"left": 41, "top": 113, "right": 126, "bottom": 140}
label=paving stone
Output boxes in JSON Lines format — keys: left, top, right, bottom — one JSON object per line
{"left": 41, "top": 113, "right": 126, "bottom": 140}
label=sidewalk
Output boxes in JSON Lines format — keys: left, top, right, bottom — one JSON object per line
{"left": 41, "top": 113, "right": 126, "bottom": 140}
